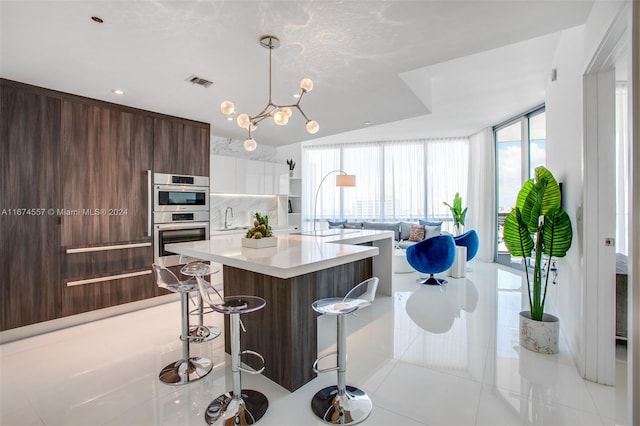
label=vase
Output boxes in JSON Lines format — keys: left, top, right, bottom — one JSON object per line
{"left": 519, "top": 311, "right": 559, "bottom": 354}
{"left": 289, "top": 170, "right": 294, "bottom": 177}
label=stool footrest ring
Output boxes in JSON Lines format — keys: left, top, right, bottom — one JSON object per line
{"left": 312, "top": 351, "right": 338, "bottom": 374}
{"left": 239, "top": 349, "right": 266, "bottom": 374}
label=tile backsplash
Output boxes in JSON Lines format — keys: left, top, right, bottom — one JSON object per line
{"left": 210, "top": 194, "right": 278, "bottom": 229}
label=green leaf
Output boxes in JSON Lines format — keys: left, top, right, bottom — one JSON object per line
{"left": 542, "top": 207, "right": 573, "bottom": 257}
{"left": 503, "top": 208, "right": 534, "bottom": 257}
{"left": 535, "top": 166, "right": 561, "bottom": 215}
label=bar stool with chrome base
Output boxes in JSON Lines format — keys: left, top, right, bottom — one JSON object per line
{"left": 311, "top": 277, "right": 379, "bottom": 425}
{"left": 151, "top": 263, "right": 213, "bottom": 385}
{"left": 180, "top": 261, "right": 221, "bottom": 343}
{"left": 195, "top": 275, "right": 269, "bottom": 425}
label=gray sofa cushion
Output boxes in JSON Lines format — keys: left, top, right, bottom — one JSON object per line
{"left": 423, "top": 224, "right": 442, "bottom": 240}
{"left": 344, "top": 222, "right": 363, "bottom": 229}
{"left": 362, "top": 221, "right": 401, "bottom": 241}
{"left": 397, "top": 240, "right": 418, "bottom": 250}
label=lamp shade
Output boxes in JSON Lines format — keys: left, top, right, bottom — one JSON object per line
{"left": 336, "top": 174, "right": 356, "bottom": 187}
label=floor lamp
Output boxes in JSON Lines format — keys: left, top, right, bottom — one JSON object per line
{"left": 312, "top": 170, "right": 356, "bottom": 232}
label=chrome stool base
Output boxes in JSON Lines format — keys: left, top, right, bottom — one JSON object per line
{"left": 311, "top": 385, "right": 372, "bottom": 425}
{"left": 158, "top": 356, "right": 212, "bottom": 385}
{"left": 188, "top": 325, "right": 221, "bottom": 342}
{"left": 204, "top": 390, "right": 269, "bottom": 425}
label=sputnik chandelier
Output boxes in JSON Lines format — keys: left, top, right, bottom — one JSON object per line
{"left": 220, "top": 35, "right": 319, "bottom": 152}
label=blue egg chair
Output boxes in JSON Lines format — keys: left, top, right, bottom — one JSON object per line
{"left": 406, "top": 234, "right": 456, "bottom": 285}
{"left": 454, "top": 230, "right": 479, "bottom": 261}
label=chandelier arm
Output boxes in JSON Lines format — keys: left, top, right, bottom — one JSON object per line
{"left": 296, "top": 105, "right": 311, "bottom": 122}
{"left": 268, "top": 40, "right": 273, "bottom": 104}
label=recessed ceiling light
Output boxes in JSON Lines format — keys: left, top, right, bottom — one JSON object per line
{"left": 112, "top": 89, "right": 125, "bottom": 95}
{"left": 91, "top": 16, "right": 104, "bottom": 23}
{"left": 293, "top": 93, "right": 301, "bottom": 99}
{"left": 363, "top": 121, "right": 372, "bottom": 125}
{"left": 226, "top": 116, "right": 233, "bottom": 121}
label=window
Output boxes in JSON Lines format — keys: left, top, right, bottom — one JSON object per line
{"left": 495, "top": 106, "right": 546, "bottom": 265}
{"left": 303, "top": 138, "right": 468, "bottom": 231}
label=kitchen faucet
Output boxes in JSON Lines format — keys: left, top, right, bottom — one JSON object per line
{"left": 224, "top": 206, "right": 234, "bottom": 229}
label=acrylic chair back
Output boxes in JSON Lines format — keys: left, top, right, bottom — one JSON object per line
{"left": 195, "top": 275, "right": 224, "bottom": 309}
{"left": 151, "top": 263, "right": 193, "bottom": 293}
{"left": 343, "top": 277, "right": 379, "bottom": 311}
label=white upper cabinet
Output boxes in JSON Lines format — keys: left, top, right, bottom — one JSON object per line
{"left": 211, "top": 155, "right": 289, "bottom": 195}
{"left": 211, "top": 155, "right": 236, "bottom": 194}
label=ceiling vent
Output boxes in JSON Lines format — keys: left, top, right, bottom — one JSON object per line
{"left": 186, "top": 75, "right": 213, "bottom": 88}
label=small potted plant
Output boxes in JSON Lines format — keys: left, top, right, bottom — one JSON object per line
{"left": 503, "top": 166, "right": 573, "bottom": 354}
{"left": 443, "top": 193, "right": 467, "bottom": 236}
{"left": 242, "top": 212, "right": 276, "bottom": 248}
{"left": 286, "top": 159, "right": 296, "bottom": 177}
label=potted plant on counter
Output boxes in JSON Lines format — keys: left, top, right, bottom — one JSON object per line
{"left": 242, "top": 212, "right": 277, "bottom": 248}
{"left": 287, "top": 159, "right": 296, "bottom": 177}
{"left": 503, "top": 166, "right": 573, "bottom": 354}
{"left": 443, "top": 192, "right": 467, "bottom": 236}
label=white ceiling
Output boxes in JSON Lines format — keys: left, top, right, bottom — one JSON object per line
{"left": 0, "top": 1, "right": 594, "bottom": 147}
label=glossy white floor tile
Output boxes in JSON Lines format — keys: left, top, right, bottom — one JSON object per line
{"left": 0, "top": 262, "right": 629, "bottom": 426}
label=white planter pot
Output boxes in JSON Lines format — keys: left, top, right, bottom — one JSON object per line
{"left": 241, "top": 236, "right": 277, "bottom": 249}
{"left": 519, "top": 311, "right": 559, "bottom": 354}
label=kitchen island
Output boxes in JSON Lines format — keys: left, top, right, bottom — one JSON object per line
{"left": 166, "top": 229, "right": 393, "bottom": 391}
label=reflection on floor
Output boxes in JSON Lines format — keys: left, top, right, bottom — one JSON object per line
{"left": 0, "top": 262, "right": 628, "bottom": 425}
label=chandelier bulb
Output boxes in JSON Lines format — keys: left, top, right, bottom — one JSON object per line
{"left": 220, "top": 100, "right": 235, "bottom": 115}
{"left": 306, "top": 119, "right": 319, "bottom": 134}
{"left": 273, "top": 110, "right": 289, "bottom": 126}
{"left": 282, "top": 106, "right": 293, "bottom": 117}
{"left": 244, "top": 137, "right": 257, "bottom": 152}
{"left": 300, "top": 78, "right": 314, "bottom": 93}
{"left": 237, "top": 113, "right": 250, "bottom": 129}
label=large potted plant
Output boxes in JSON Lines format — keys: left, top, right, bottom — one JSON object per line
{"left": 503, "top": 166, "right": 573, "bottom": 354}
{"left": 443, "top": 192, "right": 467, "bottom": 236}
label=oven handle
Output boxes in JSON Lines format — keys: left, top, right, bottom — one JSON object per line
{"left": 147, "top": 169, "right": 152, "bottom": 237}
{"left": 154, "top": 184, "right": 209, "bottom": 192}
{"left": 155, "top": 221, "right": 210, "bottom": 230}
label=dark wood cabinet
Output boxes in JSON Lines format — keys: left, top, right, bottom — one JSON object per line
{"left": 1, "top": 79, "right": 210, "bottom": 331}
{"left": 0, "top": 82, "right": 63, "bottom": 330}
{"left": 154, "top": 117, "right": 210, "bottom": 176}
{"left": 60, "top": 101, "right": 153, "bottom": 246}
{"left": 59, "top": 101, "right": 156, "bottom": 316}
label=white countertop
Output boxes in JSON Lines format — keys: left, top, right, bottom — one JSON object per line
{"left": 166, "top": 229, "right": 393, "bottom": 279}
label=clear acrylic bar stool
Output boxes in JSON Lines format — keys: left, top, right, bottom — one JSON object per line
{"left": 151, "top": 263, "right": 212, "bottom": 385}
{"left": 180, "top": 261, "right": 221, "bottom": 342}
{"left": 311, "top": 277, "right": 378, "bottom": 425}
{"left": 195, "top": 275, "right": 269, "bottom": 425}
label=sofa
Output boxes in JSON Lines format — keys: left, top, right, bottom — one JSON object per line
{"left": 329, "top": 219, "right": 443, "bottom": 248}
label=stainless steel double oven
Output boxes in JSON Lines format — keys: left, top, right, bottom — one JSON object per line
{"left": 153, "top": 173, "right": 209, "bottom": 267}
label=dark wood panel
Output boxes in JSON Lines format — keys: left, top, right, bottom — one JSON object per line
{"left": 61, "top": 270, "right": 158, "bottom": 317}
{"left": 0, "top": 83, "right": 62, "bottom": 330}
{"left": 60, "top": 101, "right": 153, "bottom": 246}
{"left": 154, "top": 118, "right": 210, "bottom": 176}
{"left": 63, "top": 245, "right": 153, "bottom": 279}
{"left": 222, "top": 259, "right": 372, "bottom": 391}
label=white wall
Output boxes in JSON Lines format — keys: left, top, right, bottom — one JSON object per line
{"left": 546, "top": 0, "right": 631, "bottom": 378}
{"left": 545, "top": 24, "right": 587, "bottom": 371}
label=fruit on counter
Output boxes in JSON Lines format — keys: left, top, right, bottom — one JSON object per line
{"left": 245, "top": 213, "right": 273, "bottom": 239}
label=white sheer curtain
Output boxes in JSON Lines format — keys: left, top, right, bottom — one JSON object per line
{"left": 342, "top": 144, "right": 382, "bottom": 220}
{"left": 426, "top": 138, "right": 469, "bottom": 233}
{"left": 616, "top": 83, "right": 629, "bottom": 255}
{"left": 384, "top": 142, "right": 425, "bottom": 220}
{"left": 303, "top": 137, "right": 469, "bottom": 227}
{"left": 302, "top": 146, "right": 340, "bottom": 228}
{"left": 467, "top": 128, "right": 496, "bottom": 261}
